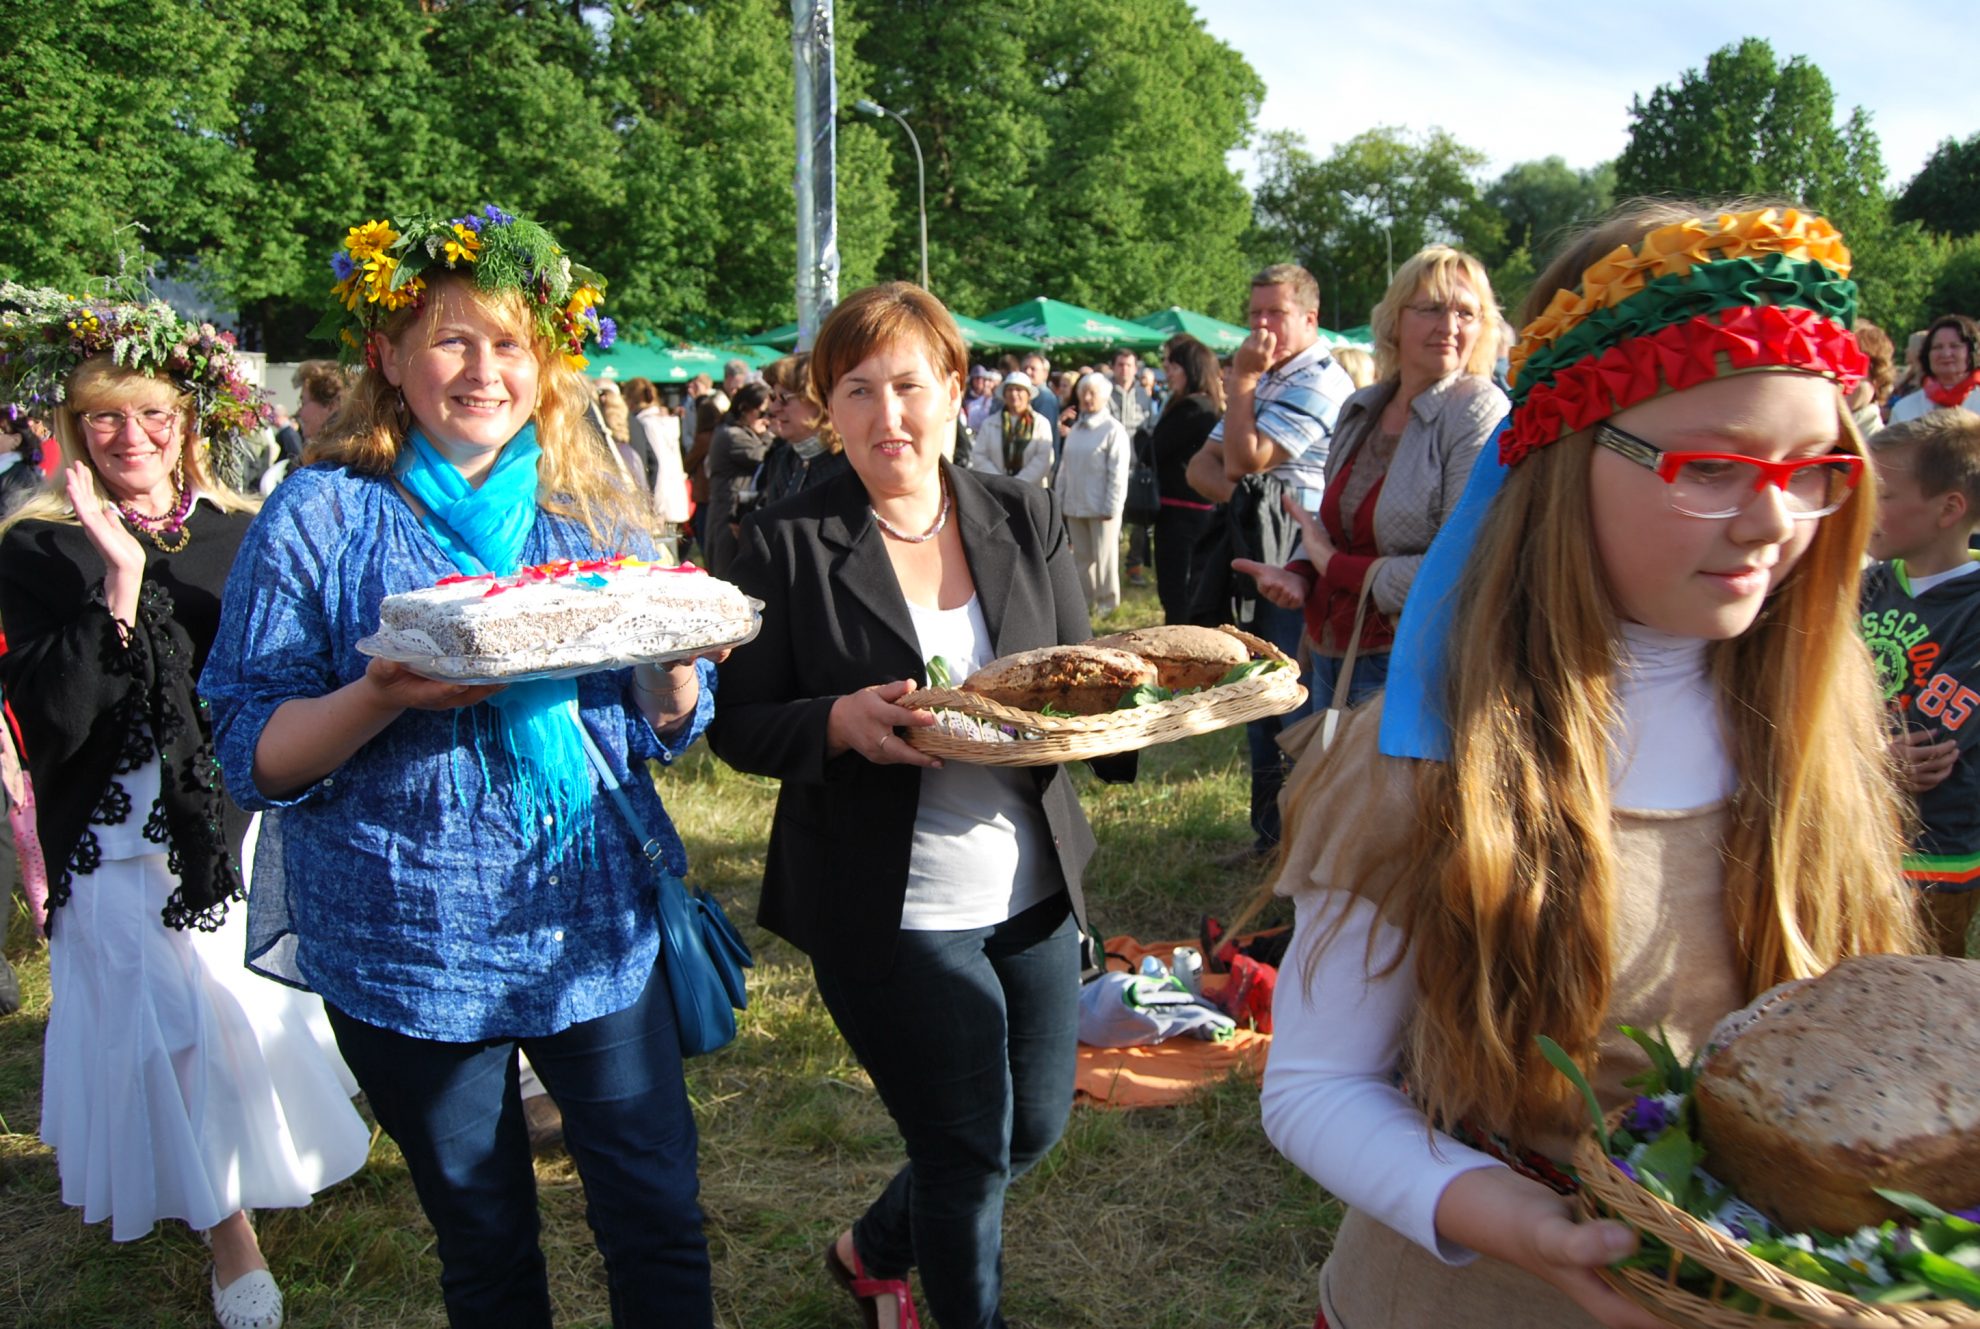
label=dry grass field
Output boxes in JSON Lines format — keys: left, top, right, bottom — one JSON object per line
{"left": 0, "top": 585, "right": 1339, "bottom": 1327}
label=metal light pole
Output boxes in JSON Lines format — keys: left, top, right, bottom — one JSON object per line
{"left": 792, "top": 0, "right": 840, "bottom": 349}
{"left": 854, "top": 97, "right": 929, "bottom": 292}
{"left": 1382, "top": 219, "right": 1394, "bottom": 287}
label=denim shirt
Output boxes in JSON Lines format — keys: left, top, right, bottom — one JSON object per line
{"left": 200, "top": 464, "right": 715, "bottom": 1041}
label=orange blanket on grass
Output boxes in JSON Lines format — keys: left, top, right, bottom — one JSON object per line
{"left": 1072, "top": 936, "right": 1272, "bottom": 1110}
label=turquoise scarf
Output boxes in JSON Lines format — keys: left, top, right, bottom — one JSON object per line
{"left": 397, "top": 426, "right": 593, "bottom": 849}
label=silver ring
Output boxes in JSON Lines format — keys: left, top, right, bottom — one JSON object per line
{"left": 877, "top": 734, "right": 890, "bottom": 751}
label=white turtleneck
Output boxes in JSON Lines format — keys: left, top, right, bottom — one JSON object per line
{"left": 1261, "top": 622, "right": 1733, "bottom": 1264}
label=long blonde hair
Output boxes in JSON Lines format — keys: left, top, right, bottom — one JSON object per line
{"left": 0, "top": 357, "right": 259, "bottom": 536}
{"left": 307, "top": 274, "right": 647, "bottom": 545}
{"left": 1284, "top": 199, "right": 1919, "bottom": 1140}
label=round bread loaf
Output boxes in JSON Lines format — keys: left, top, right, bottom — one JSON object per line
{"left": 960, "top": 645, "right": 1159, "bottom": 715}
{"left": 1694, "top": 953, "right": 1980, "bottom": 1235}
{"left": 1088, "top": 626, "right": 1250, "bottom": 692}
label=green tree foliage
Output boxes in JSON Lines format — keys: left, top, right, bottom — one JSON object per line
{"left": 0, "top": 0, "right": 1260, "bottom": 356}
{"left": 1896, "top": 134, "right": 1980, "bottom": 239}
{"left": 1251, "top": 126, "right": 1503, "bottom": 330}
{"left": 1927, "top": 236, "right": 1980, "bottom": 324}
{"left": 845, "top": 0, "right": 1260, "bottom": 322}
{"left": 1612, "top": 38, "right": 1952, "bottom": 337}
{"left": 0, "top": 0, "right": 250, "bottom": 290}
{"left": 1484, "top": 158, "right": 1615, "bottom": 266}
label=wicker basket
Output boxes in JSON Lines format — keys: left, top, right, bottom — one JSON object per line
{"left": 1572, "top": 1111, "right": 1980, "bottom": 1327}
{"left": 897, "top": 626, "right": 1308, "bottom": 766}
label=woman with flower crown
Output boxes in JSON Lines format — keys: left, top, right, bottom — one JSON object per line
{"left": 201, "top": 206, "right": 718, "bottom": 1328}
{"left": 0, "top": 288, "right": 370, "bottom": 1329}
{"left": 1257, "top": 202, "right": 1923, "bottom": 1329}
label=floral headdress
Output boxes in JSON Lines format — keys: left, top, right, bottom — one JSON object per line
{"left": 0, "top": 282, "right": 271, "bottom": 488}
{"left": 314, "top": 204, "right": 616, "bottom": 371}
{"left": 1502, "top": 207, "right": 1867, "bottom": 466}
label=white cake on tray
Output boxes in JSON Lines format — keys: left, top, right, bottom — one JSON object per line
{"left": 370, "top": 558, "right": 756, "bottom": 676}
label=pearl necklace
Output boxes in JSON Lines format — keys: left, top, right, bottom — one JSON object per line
{"left": 871, "top": 481, "right": 951, "bottom": 544}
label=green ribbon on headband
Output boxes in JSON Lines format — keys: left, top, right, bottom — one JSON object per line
{"left": 1510, "top": 255, "right": 1858, "bottom": 408}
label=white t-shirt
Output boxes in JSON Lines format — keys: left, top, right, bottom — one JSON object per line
{"left": 899, "top": 596, "right": 1060, "bottom": 930}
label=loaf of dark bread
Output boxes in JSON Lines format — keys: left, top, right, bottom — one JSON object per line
{"left": 1087, "top": 626, "right": 1250, "bottom": 692}
{"left": 1694, "top": 953, "right": 1980, "bottom": 1234}
{"left": 960, "top": 645, "right": 1159, "bottom": 715}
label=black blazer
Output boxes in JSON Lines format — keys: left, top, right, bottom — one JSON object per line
{"left": 708, "top": 461, "right": 1098, "bottom": 976}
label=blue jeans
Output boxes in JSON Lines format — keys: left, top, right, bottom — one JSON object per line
{"left": 1245, "top": 598, "right": 1314, "bottom": 850}
{"left": 810, "top": 894, "right": 1080, "bottom": 1329}
{"left": 326, "top": 964, "right": 711, "bottom": 1329}
{"left": 1308, "top": 651, "right": 1391, "bottom": 711}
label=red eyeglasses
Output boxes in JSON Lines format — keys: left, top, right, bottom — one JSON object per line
{"left": 1593, "top": 423, "right": 1863, "bottom": 520}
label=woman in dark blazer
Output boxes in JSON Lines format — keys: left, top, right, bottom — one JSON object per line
{"left": 709, "top": 283, "right": 1104, "bottom": 1329}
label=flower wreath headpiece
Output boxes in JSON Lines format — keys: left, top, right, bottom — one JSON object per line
{"left": 0, "top": 281, "right": 272, "bottom": 488}
{"left": 314, "top": 204, "right": 616, "bottom": 371}
{"left": 1379, "top": 206, "right": 1871, "bottom": 762}
{"left": 1501, "top": 206, "right": 1867, "bottom": 465}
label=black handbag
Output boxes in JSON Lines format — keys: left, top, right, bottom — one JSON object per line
{"left": 1122, "top": 429, "right": 1161, "bottom": 526}
{"left": 1123, "top": 461, "right": 1161, "bottom": 526}
{"left": 577, "top": 717, "right": 752, "bottom": 1057}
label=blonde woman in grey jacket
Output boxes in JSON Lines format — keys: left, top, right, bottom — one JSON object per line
{"left": 1057, "top": 372, "right": 1133, "bottom": 616}
{"left": 1235, "top": 246, "right": 1509, "bottom": 704}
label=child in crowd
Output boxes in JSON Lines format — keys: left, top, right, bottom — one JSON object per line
{"left": 1861, "top": 407, "right": 1980, "bottom": 955}
{"left": 1261, "top": 203, "right": 1920, "bottom": 1329}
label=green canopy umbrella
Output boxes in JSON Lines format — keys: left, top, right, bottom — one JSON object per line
{"left": 977, "top": 297, "right": 1165, "bottom": 352}
{"left": 1320, "top": 324, "right": 1374, "bottom": 349}
{"left": 743, "top": 315, "right": 1042, "bottom": 353}
{"left": 586, "top": 333, "right": 776, "bottom": 383}
{"left": 1133, "top": 306, "right": 1250, "bottom": 354}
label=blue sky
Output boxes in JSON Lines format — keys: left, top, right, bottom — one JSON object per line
{"left": 1195, "top": 2, "right": 1973, "bottom": 189}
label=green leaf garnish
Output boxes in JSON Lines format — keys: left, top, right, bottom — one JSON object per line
{"left": 926, "top": 655, "right": 954, "bottom": 689}
{"left": 1215, "top": 658, "right": 1289, "bottom": 687}
{"left": 1114, "top": 683, "right": 1175, "bottom": 709}
{"left": 1536, "top": 1035, "right": 1608, "bottom": 1153}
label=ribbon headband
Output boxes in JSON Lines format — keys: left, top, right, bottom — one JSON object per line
{"left": 1503, "top": 208, "right": 1863, "bottom": 465}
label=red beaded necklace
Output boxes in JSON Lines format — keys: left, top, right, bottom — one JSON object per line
{"left": 115, "top": 455, "right": 195, "bottom": 554}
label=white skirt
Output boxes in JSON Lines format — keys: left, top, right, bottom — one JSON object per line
{"left": 40, "top": 851, "right": 371, "bottom": 1241}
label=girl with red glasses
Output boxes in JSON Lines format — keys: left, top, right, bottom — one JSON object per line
{"left": 1260, "top": 203, "right": 1920, "bottom": 1329}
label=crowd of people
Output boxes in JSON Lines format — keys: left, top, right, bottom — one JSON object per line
{"left": 1, "top": 195, "right": 1977, "bottom": 1329}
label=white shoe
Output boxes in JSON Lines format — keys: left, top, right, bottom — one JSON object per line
{"left": 211, "top": 1266, "right": 284, "bottom": 1329}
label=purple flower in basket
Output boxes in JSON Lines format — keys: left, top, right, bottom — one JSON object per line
{"left": 1625, "top": 1096, "right": 1673, "bottom": 1137}
{"left": 1613, "top": 1157, "right": 1638, "bottom": 1183}
{"left": 1954, "top": 1208, "right": 1980, "bottom": 1224}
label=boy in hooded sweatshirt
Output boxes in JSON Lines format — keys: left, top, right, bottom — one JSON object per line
{"left": 1860, "top": 408, "right": 1980, "bottom": 954}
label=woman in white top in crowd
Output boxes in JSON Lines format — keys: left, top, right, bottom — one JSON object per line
{"left": 970, "top": 371, "right": 1053, "bottom": 486}
{"left": 1055, "top": 372, "right": 1133, "bottom": 616}
{"left": 625, "top": 376, "right": 691, "bottom": 529}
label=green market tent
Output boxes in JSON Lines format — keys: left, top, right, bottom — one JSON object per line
{"left": 1133, "top": 306, "right": 1250, "bottom": 354}
{"left": 586, "top": 333, "right": 777, "bottom": 383}
{"left": 976, "top": 297, "right": 1165, "bottom": 352}
{"left": 743, "top": 315, "right": 1043, "bottom": 353}
{"left": 1320, "top": 324, "right": 1374, "bottom": 349}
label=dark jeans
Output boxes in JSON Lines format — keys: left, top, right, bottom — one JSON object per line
{"left": 1308, "top": 650, "right": 1391, "bottom": 711}
{"left": 327, "top": 964, "right": 711, "bottom": 1329}
{"left": 1154, "top": 506, "right": 1216, "bottom": 625}
{"left": 1245, "top": 598, "right": 1313, "bottom": 851}
{"left": 810, "top": 894, "right": 1080, "bottom": 1329}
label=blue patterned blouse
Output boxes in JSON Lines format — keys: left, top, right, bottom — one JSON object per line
{"left": 200, "top": 464, "right": 715, "bottom": 1041}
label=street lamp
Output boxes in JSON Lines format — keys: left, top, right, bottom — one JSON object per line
{"left": 854, "top": 97, "right": 929, "bottom": 292}
{"left": 1382, "top": 219, "right": 1394, "bottom": 287}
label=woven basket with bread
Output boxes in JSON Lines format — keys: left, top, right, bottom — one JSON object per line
{"left": 1550, "top": 955, "right": 1980, "bottom": 1327}
{"left": 899, "top": 625, "right": 1307, "bottom": 766}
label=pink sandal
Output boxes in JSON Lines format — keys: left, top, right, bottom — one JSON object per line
{"left": 823, "top": 1237, "right": 921, "bottom": 1329}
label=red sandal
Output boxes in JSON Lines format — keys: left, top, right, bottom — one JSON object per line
{"left": 823, "top": 1236, "right": 922, "bottom": 1329}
